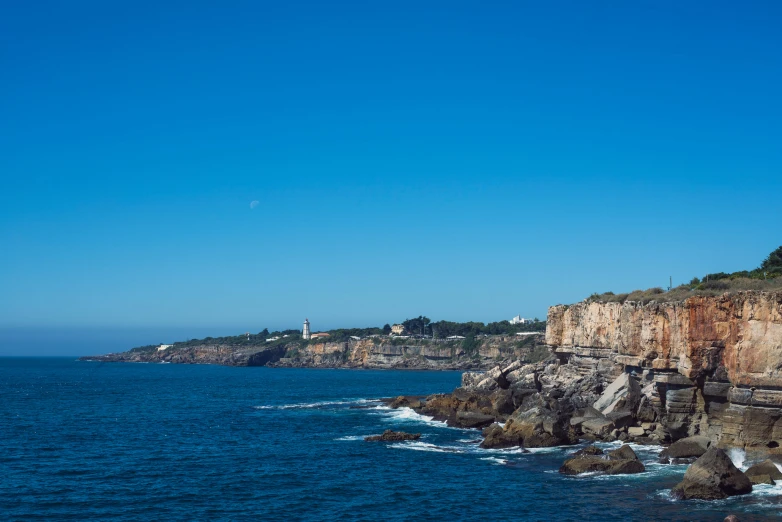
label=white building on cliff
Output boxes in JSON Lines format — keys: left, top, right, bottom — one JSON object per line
{"left": 302, "top": 318, "right": 311, "bottom": 340}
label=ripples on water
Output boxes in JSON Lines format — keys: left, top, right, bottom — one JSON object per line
{"left": 1, "top": 358, "right": 781, "bottom": 521}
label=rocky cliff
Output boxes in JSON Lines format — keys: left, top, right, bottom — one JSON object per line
{"left": 81, "top": 344, "right": 288, "bottom": 366}
{"left": 270, "top": 335, "right": 548, "bottom": 370}
{"left": 81, "top": 334, "right": 549, "bottom": 371}
{"left": 545, "top": 291, "right": 782, "bottom": 448}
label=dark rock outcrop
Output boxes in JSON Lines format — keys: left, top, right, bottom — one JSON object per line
{"left": 559, "top": 444, "right": 645, "bottom": 475}
{"left": 388, "top": 396, "right": 423, "bottom": 409}
{"left": 364, "top": 430, "right": 421, "bottom": 442}
{"left": 480, "top": 423, "right": 522, "bottom": 449}
{"left": 456, "top": 411, "right": 497, "bottom": 429}
{"left": 670, "top": 448, "right": 753, "bottom": 500}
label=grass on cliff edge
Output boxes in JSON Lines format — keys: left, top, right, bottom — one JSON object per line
{"left": 587, "top": 246, "right": 782, "bottom": 305}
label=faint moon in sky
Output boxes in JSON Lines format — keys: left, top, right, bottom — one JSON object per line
{"left": 249, "top": 200, "right": 260, "bottom": 209}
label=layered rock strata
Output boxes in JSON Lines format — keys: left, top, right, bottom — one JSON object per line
{"left": 546, "top": 291, "right": 782, "bottom": 449}
{"left": 81, "top": 334, "right": 547, "bottom": 371}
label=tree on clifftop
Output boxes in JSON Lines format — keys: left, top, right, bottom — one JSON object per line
{"left": 760, "top": 246, "right": 782, "bottom": 275}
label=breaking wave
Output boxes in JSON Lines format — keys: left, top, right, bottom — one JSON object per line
{"left": 371, "top": 406, "right": 456, "bottom": 429}
{"left": 480, "top": 456, "right": 508, "bottom": 466}
{"left": 254, "top": 398, "right": 380, "bottom": 410}
{"left": 388, "top": 441, "right": 464, "bottom": 453}
{"left": 727, "top": 447, "right": 747, "bottom": 470}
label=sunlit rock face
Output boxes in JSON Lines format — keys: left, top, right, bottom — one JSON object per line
{"left": 545, "top": 291, "right": 782, "bottom": 448}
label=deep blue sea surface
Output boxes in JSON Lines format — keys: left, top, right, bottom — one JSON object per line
{"left": 2, "top": 358, "right": 782, "bottom": 521}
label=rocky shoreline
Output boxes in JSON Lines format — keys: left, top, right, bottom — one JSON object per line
{"left": 381, "top": 336, "right": 782, "bottom": 501}
{"left": 81, "top": 290, "right": 782, "bottom": 503}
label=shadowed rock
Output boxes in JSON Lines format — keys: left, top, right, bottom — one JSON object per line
{"left": 456, "top": 411, "right": 496, "bottom": 429}
{"left": 659, "top": 435, "right": 711, "bottom": 462}
{"left": 744, "top": 459, "right": 782, "bottom": 485}
{"left": 670, "top": 447, "right": 752, "bottom": 500}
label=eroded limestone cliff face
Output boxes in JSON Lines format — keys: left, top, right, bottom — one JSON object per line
{"left": 84, "top": 334, "right": 548, "bottom": 371}
{"left": 545, "top": 291, "right": 782, "bottom": 448}
{"left": 273, "top": 335, "right": 546, "bottom": 370}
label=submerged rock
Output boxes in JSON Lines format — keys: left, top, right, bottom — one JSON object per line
{"left": 744, "top": 459, "right": 782, "bottom": 485}
{"left": 670, "top": 447, "right": 752, "bottom": 500}
{"left": 364, "top": 430, "right": 421, "bottom": 442}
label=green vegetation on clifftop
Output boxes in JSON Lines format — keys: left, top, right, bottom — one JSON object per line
{"left": 587, "top": 246, "right": 782, "bottom": 305}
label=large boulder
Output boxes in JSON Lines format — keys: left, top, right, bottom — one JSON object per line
{"left": 502, "top": 360, "right": 523, "bottom": 375}
{"left": 573, "top": 445, "right": 604, "bottom": 456}
{"left": 482, "top": 401, "right": 575, "bottom": 449}
{"left": 490, "top": 389, "right": 516, "bottom": 416}
{"left": 670, "top": 448, "right": 753, "bottom": 500}
{"left": 581, "top": 417, "right": 615, "bottom": 438}
{"left": 744, "top": 459, "right": 782, "bottom": 485}
{"left": 608, "top": 444, "right": 640, "bottom": 461}
{"left": 477, "top": 365, "right": 510, "bottom": 389}
{"left": 659, "top": 435, "right": 711, "bottom": 462}
{"left": 419, "top": 393, "right": 461, "bottom": 423}
{"left": 474, "top": 377, "right": 499, "bottom": 392}
{"left": 559, "top": 444, "right": 645, "bottom": 475}
{"left": 506, "top": 364, "right": 537, "bottom": 386}
{"left": 461, "top": 372, "right": 484, "bottom": 389}
{"left": 480, "top": 423, "right": 522, "bottom": 449}
{"left": 593, "top": 373, "right": 642, "bottom": 415}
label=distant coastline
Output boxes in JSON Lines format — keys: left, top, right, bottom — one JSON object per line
{"left": 79, "top": 317, "right": 548, "bottom": 371}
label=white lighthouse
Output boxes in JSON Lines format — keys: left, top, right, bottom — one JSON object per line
{"left": 302, "top": 318, "right": 311, "bottom": 340}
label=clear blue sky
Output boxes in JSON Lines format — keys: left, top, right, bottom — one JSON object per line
{"left": 2, "top": 1, "right": 781, "bottom": 354}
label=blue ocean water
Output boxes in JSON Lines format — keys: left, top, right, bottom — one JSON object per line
{"left": 2, "top": 358, "right": 781, "bottom": 521}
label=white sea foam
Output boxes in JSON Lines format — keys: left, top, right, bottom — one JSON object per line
{"left": 334, "top": 435, "right": 369, "bottom": 441}
{"left": 480, "top": 456, "right": 507, "bottom": 466}
{"left": 749, "top": 481, "right": 782, "bottom": 497}
{"left": 524, "top": 446, "right": 567, "bottom": 454}
{"left": 254, "top": 398, "right": 379, "bottom": 410}
{"left": 727, "top": 447, "right": 747, "bottom": 470}
{"left": 372, "top": 406, "right": 456, "bottom": 429}
{"left": 486, "top": 446, "right": 532, "bottom": 455}
{"left": 389, "top": 441, "right": 464, "bottom": 453}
